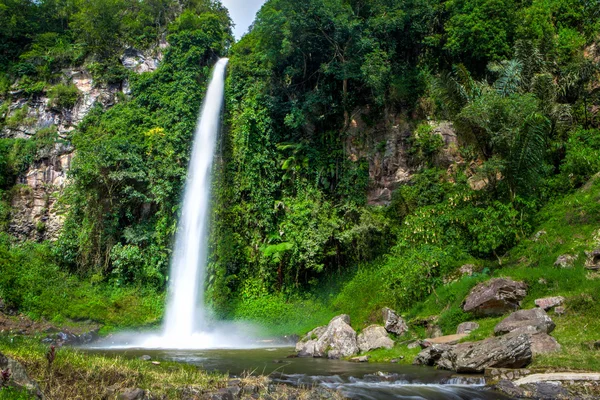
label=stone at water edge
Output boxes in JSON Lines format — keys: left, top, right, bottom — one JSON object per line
{"left": 439, "top": 333, "right": 533, "bottom": 373}
{"left": 357, "top": 325, "right": 394, "bottom": 352}
{"left": 349, "top": 355, "right": 369, "bottom": 363}
{"left": 312, "top": 315, "right": 359, "bottom": 359}
{"left": 295, "top": 325, "right": 327, "bottom": 357}
{"left": 494, "top": 308, "right": 556, "bottom": 336}
{"left": 382, "top": 307, "right": 408, "bottom": 336}
{"left": 457, "top": 321, "right": 479, "bottom": 334}
{"left": 462, "top": 278, "right": 527, "bottom": 316}
{"left": 534, "top": 296, "right": 565, "bottom": 311}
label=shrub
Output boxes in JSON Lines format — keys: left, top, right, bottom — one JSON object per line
{"left": 47, "top": 84, "right": 80, "bottom": 109}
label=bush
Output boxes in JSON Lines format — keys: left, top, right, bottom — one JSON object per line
{"left": 47, "top": 84, "right": 80, "bottom": 109}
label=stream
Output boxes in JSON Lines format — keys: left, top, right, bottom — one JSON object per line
{"left": 87, "top": 347, "right": 511, "bottom": 399}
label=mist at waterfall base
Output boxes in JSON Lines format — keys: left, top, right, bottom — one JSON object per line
{"left": 95, "top": 58, "right": 273, "bottom": 350}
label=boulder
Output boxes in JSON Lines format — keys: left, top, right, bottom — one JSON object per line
{"left": 349, "top": 355, "right": 369, "bottom": 363}
{"left": 535, "top": 296, "right": 565, "bottom": 311}
{"left": 529, "top": 333, "right": 561, "bottom": 356}
{"left": 494, "top": 308, "right": 555, "bottom": 336}
{"left": 554, "top": 254, "right": 577, "bottom": 268}
{"left": 118, "top": 388, "right": 145, "bottom": 400}
{"left": 463, "top": 278, "right": 527, "bottom": 316}
{"left": 295, "top": 326, "right": 326, "bottom": 357}
{"left": 413, "top": 344, "right": 453, "bottom": 366}
{"left": 0, "top": 352, "right": 42, "bottom": 397}
{"left": 457, "top": 322, "right": 480, "bottom": 334}
{"left": 357, "top": 325, "right": 394, "bottom": 352}
{"left": 459, "top": 264, "right": 474, "bottom": 276}
{"left": 315, "top": 315, "right": 359, "bottom": 359}
{"left": 439, "top": 333, "right": 533, "bottom": 373}
{"left": 382, "top": 307, "right": 408, "bottom": 336}
{"left": 585, "top": 249, "right": 600, "bottom": 270}
{"left": 295, "top": 315, "right": 360, "bottom": 359}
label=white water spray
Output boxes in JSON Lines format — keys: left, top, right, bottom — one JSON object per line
{"left": 162, "top": 58, "right": 229, "bottom": 340}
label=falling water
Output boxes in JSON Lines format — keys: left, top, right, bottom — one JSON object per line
{"left": 163, "top": 58, "right": 228, "bottom": 341}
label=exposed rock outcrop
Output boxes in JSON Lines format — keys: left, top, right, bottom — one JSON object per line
{"left": 554, "top": 254, "right": 578, "bottom": 268}
{"left": 463, "top": 278, "right": 527, "bottom": 316}
{"left": 494, "top": 308, "right": 556, "bottom": 336}
{"left": 415, "top": 333, "right": 533, "bottom": 373}
{"left": 382, "top": 307, "right": 408, "bottom": 336}
{"left": 357, "top": 325, "right": 394, "bottom": 352}
{"left": 585, "top": 249, "right": 600, "bottom": 270}
{"left": 295, "top": 326, "right": 327, "bottom": 357}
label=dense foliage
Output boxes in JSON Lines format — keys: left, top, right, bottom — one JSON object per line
{"left": 0, "top": 0, "right": 599, "bottom": 333}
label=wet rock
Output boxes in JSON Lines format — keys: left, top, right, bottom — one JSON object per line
{"left": 585, "top": 249, "right": 600, "bottom": 270}
{"left": 494, "top": 380, "right": 527, "bottom": 397}
{"left": 554, "top": 254, "right": 578, "bottom": 268}
{"left": 382, "top": 307, "right": 408, "bottom": 336}
{"left": 494, "top": 308, "right": 555, "bottom": 336}
{"left": 463, "top": 278, "right": 527, "bottom": 316}
{"left": 357, "top": 325, "right": 394, "bottom": 352}
{"left": 118, "top": 388, "right": 145, "bottom": 400}
{"left": 457, "top": 322, "right": 480, "bottom": 334}
{"left": 0, "top": 352, "right": 42, "bottom": 398}
{"left": 413, "top": 344, "right": 453, "bottom": 366}
{"left": 42, "top": 329, "right": 100, "bottom": 346}
{"left": 535, "top": 296, "right": 565, "bottom": 311}
{"left": 416, "top": 333, "right": 533, "bottom": 373}
{"left": 349, "top": 355, "right": 369, "bottom": 362}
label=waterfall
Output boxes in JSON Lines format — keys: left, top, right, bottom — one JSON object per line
{"left": 163, "top": 58, "right": 228, "bottom": 340}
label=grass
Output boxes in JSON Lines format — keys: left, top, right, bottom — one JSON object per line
{"left": 363, "top": 344, "right": 422, "bottom": 364}
{"left": 0, "top": 335, "right": 228, "bottom": 399}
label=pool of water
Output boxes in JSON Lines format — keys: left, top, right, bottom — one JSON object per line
{"left": 86, "top": 347, "right": 512, "bottom": 399}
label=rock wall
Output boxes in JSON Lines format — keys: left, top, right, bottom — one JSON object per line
{"left": 1, "top": 44, "right": 165, "bottom": 241}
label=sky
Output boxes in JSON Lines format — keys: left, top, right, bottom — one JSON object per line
{"left": 221, "top": 0, "right": 267, "bottom": 40}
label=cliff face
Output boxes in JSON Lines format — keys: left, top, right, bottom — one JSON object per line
{"left": 1, "top": 47, "right": 163, "bottom": 241}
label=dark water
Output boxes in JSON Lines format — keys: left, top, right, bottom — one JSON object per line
{"left": 87, "top": 347, "right": 511, "bottom": 400}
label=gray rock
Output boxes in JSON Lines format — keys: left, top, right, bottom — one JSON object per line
{"left": 0, "top": 352, "right": 42, "bottom": 397}
{"left": 459, "top": 264, "right": 474, "bottom": 276}
{"left": 297, "top": 315, "right": 359, "bottom": 359}
{"left": 554, "top": 254, "right": 578, "bottom": 268}
{"left": 529, "top": 333, "right": 561, "bottom": 356}
{"left": 494, "top": 308, "right": 556, "bottom": 336}
{"left": 457, "top": 322, "right": 480, "bottom": 334}
{"left": 315, "top": 315, "right": 359, "bottom": 359}
{"left": 139, "top": 355, "right": 152, "bottom": 361}
{"left": 357, "top": 325, "right": 394, "bottom": 352}
{"left": 295, "top": 326, "right": 326, "bottom": 357}
{"left": 349, "top": 355, "right": 369, "bottom": 362}
{"left": 415, "top": 333, "right": 533, "bottom": 373}
{"left": 555, "top": 306, "right": 566, "bottom": 316}
{"left": 382, "top": 307, "right": 408, "bottom": 336}
{"left": 118, "top": 388, "right": 145, "bottom": 400}
{"left": 535, "top": 296, "right": 565, "bottom": 311}
{"left": 463, "top": 278, "right": 527, "bottom": 316}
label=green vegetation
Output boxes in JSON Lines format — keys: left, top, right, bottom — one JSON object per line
{"left": 0, "top": 0, "right": 598, "bottom": 378}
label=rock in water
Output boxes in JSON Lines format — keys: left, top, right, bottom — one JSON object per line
{"left": 357, "top": 325, "right": 394, "bottom": 352}
{"left": 462, "top": 278, "right": 527, "bottom": 316}
{"left": 494, "top": 308, "right": 556, "bottom": 335}
{"left": 457, "top": 322, "right": 480, "bottom": 334}
{"left": 414, "top": 333, "right": 533, "bottom": 373}
{"left": 382, "top": 307, "right": 408, "bottom": 335}
{"left": 0, "top": 352, "right": 42, "bottom": 397}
